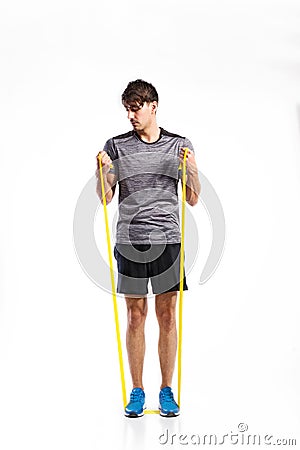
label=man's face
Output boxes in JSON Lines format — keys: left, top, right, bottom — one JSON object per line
{"left": 124, "top": 101, "right": 157, "bottom": 131}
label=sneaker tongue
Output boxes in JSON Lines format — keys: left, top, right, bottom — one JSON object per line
{"left": 162, "top": 387, "right": 173, "bottom": 399}
{"left": 163, "top": 387, "right": 172, "bottom": 393}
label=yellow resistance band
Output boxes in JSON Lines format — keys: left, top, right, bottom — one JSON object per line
{"left": 98, "top": 148, "right": 188, "bottom": 414}
{"left": 98, "top": 157, "right": 127, "bottom": 408}
{"left": 178, "top": 147, "right": 188, "bottom": 407}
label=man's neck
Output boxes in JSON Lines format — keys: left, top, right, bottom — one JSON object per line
{"left": 137, "top": 123, "right": 161, "bottom": 143}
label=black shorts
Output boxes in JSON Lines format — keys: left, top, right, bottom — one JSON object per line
{"left": 113, "top": 243, "right": 188, "bottom": 296}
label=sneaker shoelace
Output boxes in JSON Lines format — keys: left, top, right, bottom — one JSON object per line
{"left": 161, "top": 387, "right": 175, "bottom": 402}
{"left": 130, "top": 389, "right": 144, "bottom": 403}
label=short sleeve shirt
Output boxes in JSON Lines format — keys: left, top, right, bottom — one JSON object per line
{"left": 103, "top": 127, "right": 194, "bottom": 244}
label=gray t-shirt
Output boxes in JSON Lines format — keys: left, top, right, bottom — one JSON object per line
{"left": 104, "top": 127, "right": 194, "bottom": 244}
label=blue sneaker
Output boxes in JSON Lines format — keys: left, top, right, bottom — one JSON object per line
{"left": 159, "top": 386, "right": 180, "bottom": 417}
{"left": 125, "top": 388, "right": 145, "bottom": 417}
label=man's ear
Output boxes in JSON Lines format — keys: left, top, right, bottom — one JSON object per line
{"left": 152, "top": 101, "right": 158, "bottom": 113}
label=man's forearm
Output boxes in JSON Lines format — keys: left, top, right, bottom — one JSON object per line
{"left": 95, "top": 171, "right": 114, "bottom": 204}
{"left": 186, "top": 164, "right": 201, "bottom": 206}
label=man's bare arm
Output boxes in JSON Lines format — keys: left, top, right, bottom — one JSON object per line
{"left": 95, "top": 151, "right": 117, "bottom": 204}
{"left": 179, "top": 147, "right": 201, "bottom": 207}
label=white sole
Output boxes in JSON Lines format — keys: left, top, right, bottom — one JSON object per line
{"left": 124, "top": 405, "right": 146, "bottom": 418}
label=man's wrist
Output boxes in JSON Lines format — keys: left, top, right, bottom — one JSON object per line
{"left": 95, "top": 168, "right": 109, "bottom": 178}
{"left": 187, "top": 163, "right": 198, "bottom": 176}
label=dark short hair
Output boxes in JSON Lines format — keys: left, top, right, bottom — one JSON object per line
{"left": 122, "top": 79, "right": 159, "bottom": 106}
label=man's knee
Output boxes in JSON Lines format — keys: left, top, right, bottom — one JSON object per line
{"left": 155, "top": 292, "right": 177, "bottom": 332}
{"left": 156, "top": 308, "right": 176, "bottom": 332}
{"left": 126, "top": 298, "right": 148, "bottom": 330}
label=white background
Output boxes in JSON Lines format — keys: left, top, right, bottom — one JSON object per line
{"left": 1, "top": 1, "right": 300, "bottom": 449}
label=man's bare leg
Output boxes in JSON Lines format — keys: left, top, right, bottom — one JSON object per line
{"left": 155, "top": 291, "right": 178, "bottom": 389}
{"left": 125, "top": 296, "right": 148, "bottom": 390}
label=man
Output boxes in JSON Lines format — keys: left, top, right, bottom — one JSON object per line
{"left": 96, "top": 80, "right": 200, "bottom": 417}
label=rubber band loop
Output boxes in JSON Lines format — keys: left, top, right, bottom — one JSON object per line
{"left": 98, "top": 148, "right": 188, "bottom": 413}
{"left": 178, "top": 147, "right": 188, "bottom": 407}
{"left": 98, "top": 155, "right": 127, "bottom": 408}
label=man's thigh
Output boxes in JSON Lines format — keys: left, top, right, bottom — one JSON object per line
{"left": 149, "top": 244, "right": 188, "bottom": 294}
